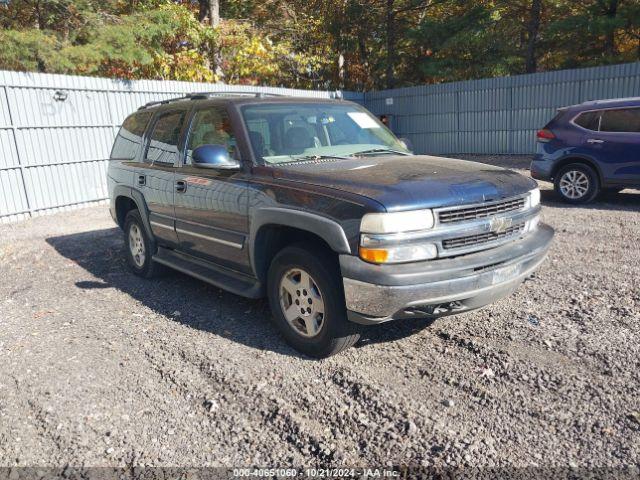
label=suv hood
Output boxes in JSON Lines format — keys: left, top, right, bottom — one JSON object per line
{"left": 272, "top": 155, "right": 537, "bottom": 211}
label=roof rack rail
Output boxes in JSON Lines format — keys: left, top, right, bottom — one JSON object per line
{"left": 190, "top": 91, "right": 289, "bottom": 99}
{"left": 138, "top": 90, "right": 290, "bottom": 110}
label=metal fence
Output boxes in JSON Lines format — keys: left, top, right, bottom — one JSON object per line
{"left": 1, "top": 62, "right": 639, "bottom": 223}
{"left": 0, "top": 70, "right": 360, "bottom": 223}
{"left": 363, "top": 62, "right": 640, "bottom": 156}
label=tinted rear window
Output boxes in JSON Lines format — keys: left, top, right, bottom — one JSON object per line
{"left": 144, "top": 110, "right": 187, "bottom": 165}
{"left": 110, "top": 111, "right": 153, "bottom": 160}
{"left": 600, "top": 108, "right": 640, "bottom": 133}
{"left": 574, "top": 111, "right": 600, "bottom": 131}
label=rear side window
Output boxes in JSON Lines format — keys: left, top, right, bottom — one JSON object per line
{"left": 144, "top": 110, "right": 187, "bottom": 165}
{"left": 110, "top": 111, "right": 152, "bottom": 160}
{"left": 573, "top": 111, "right": 600, "bottom": 131}
{"left": 600, "top": 108, "right": 640, "bottom": 133}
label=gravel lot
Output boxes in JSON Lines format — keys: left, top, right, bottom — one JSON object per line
{"left": 1, "top": 156, "right": 639, "bottom": 471}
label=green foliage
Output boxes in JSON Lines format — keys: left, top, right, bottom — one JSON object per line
{"left": 0, "top": 0, "right": 638, "bottom": 89}
{"left": 0, "top": 28, "right": 72, "bottom": 72}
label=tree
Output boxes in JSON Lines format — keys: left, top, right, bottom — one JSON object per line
{"left": 525, "top": 0, "right": 542, "bottom": 73}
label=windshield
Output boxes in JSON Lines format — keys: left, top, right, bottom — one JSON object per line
{"left": 241, "top": 103, "right": 410, "bottom": 164}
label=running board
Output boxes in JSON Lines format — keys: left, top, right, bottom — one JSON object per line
{"left": 153, "top": 247, "right": 263, "bottom": 299}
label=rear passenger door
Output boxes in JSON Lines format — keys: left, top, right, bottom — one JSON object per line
{"left": 594, "top": 107, "right": 640, "bottom": 184}
{"left": 173, "top": 105, "right": 250, "bottom": 273}
{"left": 139, "top": 109, "right": 189, "bottom": 246}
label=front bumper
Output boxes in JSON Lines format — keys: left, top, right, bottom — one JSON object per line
{"left": 341, "top": 224, "right": 554, "bottom": 324}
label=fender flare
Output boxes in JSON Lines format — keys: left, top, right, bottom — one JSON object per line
{"left": 249, "top": 207, "right": 352, "bottom": 275}
{"left": 112, "top": 185, "right": 156, "bottom": 250}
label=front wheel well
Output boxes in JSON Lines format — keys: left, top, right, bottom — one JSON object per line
{"left": 551, "top": 157, "right": 602, "bottom": 183}
{"left": 115, "top": 196, "right": 138, "bottom": 229}
{"left": 253, "top": 225, "right": 337, "bottom": 284}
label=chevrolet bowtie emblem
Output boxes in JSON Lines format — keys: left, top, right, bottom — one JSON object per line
{"left": 490, "top": 217, "right": 513, "bottom": 234}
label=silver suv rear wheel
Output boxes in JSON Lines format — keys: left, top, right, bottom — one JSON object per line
{"left": 128, "top": 223, "right": 146, "bottom": 268}
{"left": 123, "top": 210, "right": 161, "bottom": 278}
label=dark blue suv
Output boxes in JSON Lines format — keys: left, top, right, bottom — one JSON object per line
{"left": 531, "top": 97, "right": 640, "bottom": 203}
{"left": 108, "top": 93, "right": 553, "bottom": 357}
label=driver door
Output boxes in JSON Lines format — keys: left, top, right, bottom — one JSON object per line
{"left": 173, "top": 105, "right": 250, "bottom": 273}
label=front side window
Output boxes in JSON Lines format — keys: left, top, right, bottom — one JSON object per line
{"left": 241, "top": 103, "right": 409, "bottom": 164}
{"left": 600, "top": 108, "right": 640, "bottom": 133}
{"left": 574, "top": 111, "right": 600, "bottom": 131}
{"left": 145, "top": 110, "right": 187, "bottom": 165}
{"left": 110, "top": 111, "right": 152, "bottom": 160}
{"left": 185, "top": 107, "right": 237, "bottom": 164}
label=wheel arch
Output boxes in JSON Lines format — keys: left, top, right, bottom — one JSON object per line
{"left": 112, "top": 186, "right": 156, "bottom": 250}
{"left": 551, "top": 155, "right": 604, "bottom": 185}
{"left": 250, "top": 208, "right": 351, "bottom": 284}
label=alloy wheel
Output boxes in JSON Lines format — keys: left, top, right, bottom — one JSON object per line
{"left": 559, "top": 170, "right": 590, "bottom": 199}
{"left": 279, "top": 268, "right": 325, "bottom": 338}
{"left": 128, "top": 223, "right": 146, "bottom": 267}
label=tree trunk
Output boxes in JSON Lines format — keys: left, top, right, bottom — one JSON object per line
{"left": 525, "top": 0, "right": 542, "bottom": 73}
{"left": 199, "top": 0, "right": 219, "bottom": 27}
{"left": 199, "top": 0, "right": 208, "bottom": 22}
{"left": 385, "top": 0, "right": 396, "bottom": 89}
{"left": 209, "top": 0, "right": 220, "bottom": 27}
{"left": 601, "top": 0, "right": 619, "bottom": 57}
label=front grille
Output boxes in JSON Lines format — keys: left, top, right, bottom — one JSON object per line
{"left": 442, "top": 223, "right": 525, "bottom": 250}
{"left": 438, "top": 197, "right": 526, "bottom": 224}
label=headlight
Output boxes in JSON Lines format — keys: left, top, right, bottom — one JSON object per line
{"left": 528, "top": 188, "right": 541, "bottom": 208}
{"left": 360, "top": 209, "right": 435, "bottom": 234}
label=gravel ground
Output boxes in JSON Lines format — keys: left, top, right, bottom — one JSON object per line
{"left": 1, "top": 155, "right": 639, "bottom": 471}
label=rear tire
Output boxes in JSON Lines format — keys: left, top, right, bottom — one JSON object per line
{"left": 124, "top": 210, "right": 162, "bottom": 278}
{"left": 554, "top": 163, "right": 599, "bottom": 204}
{"left": 267, "top": 244, "right": 360, "bottom": 358}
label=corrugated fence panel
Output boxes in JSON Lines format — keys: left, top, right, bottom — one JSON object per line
{"left": 0, "top": 129, "right": 19, "bottom": 168}
{"left": 16, "top": 127, "right": 114, "bottom": 166}
{"left": 0, "top": 87, "right": 12, "bottom": 127}
{"left": 0, "top": 168, "right": 29, "bottom": 218}
{"left": 7, "top": 87, "right": 113, "bottom": 127}
{"left": 23, "top": 160, "right": 108, "bottom": 211}
{"left": 362, "top": 61, "right": 640, "bottom": 155}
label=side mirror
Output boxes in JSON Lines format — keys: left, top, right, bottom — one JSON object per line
{"left": 192, "top": 144, "right": 240, "bottom": 170}
{"left": 399, "top": 137, "right": 413, "bottom": 152}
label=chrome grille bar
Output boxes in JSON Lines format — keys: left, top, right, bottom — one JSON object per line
{"left": 438, "top": 197, "right": 526, "bottom": 224}
{"left": 442, "top": 223, "right": 526, "bottom": 250}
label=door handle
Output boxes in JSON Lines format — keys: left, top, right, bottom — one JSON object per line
{"left": 137, "top": 174, "right": 146, "bottom": 186}
{"left": 587, "top": 138, "right": 604, "bottom": 144}
{"left": 175, "top": 180, "right": 187, "bottom": 193}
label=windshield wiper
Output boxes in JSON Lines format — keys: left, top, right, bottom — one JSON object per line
{"left": 351, "top": 148, "right": 412, "bottom": 157}
{"left": 281, "top": 154, "right": 352, "bottom": 164}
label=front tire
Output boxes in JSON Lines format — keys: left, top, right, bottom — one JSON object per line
{"left": 124, "top": 210, "right": 161, "bottom": 278}
{"left": 554, "top": 163, "right": 599, "bottom": 204}
{"left": 267, "top": 244, "right": 360, "bottom": 358}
